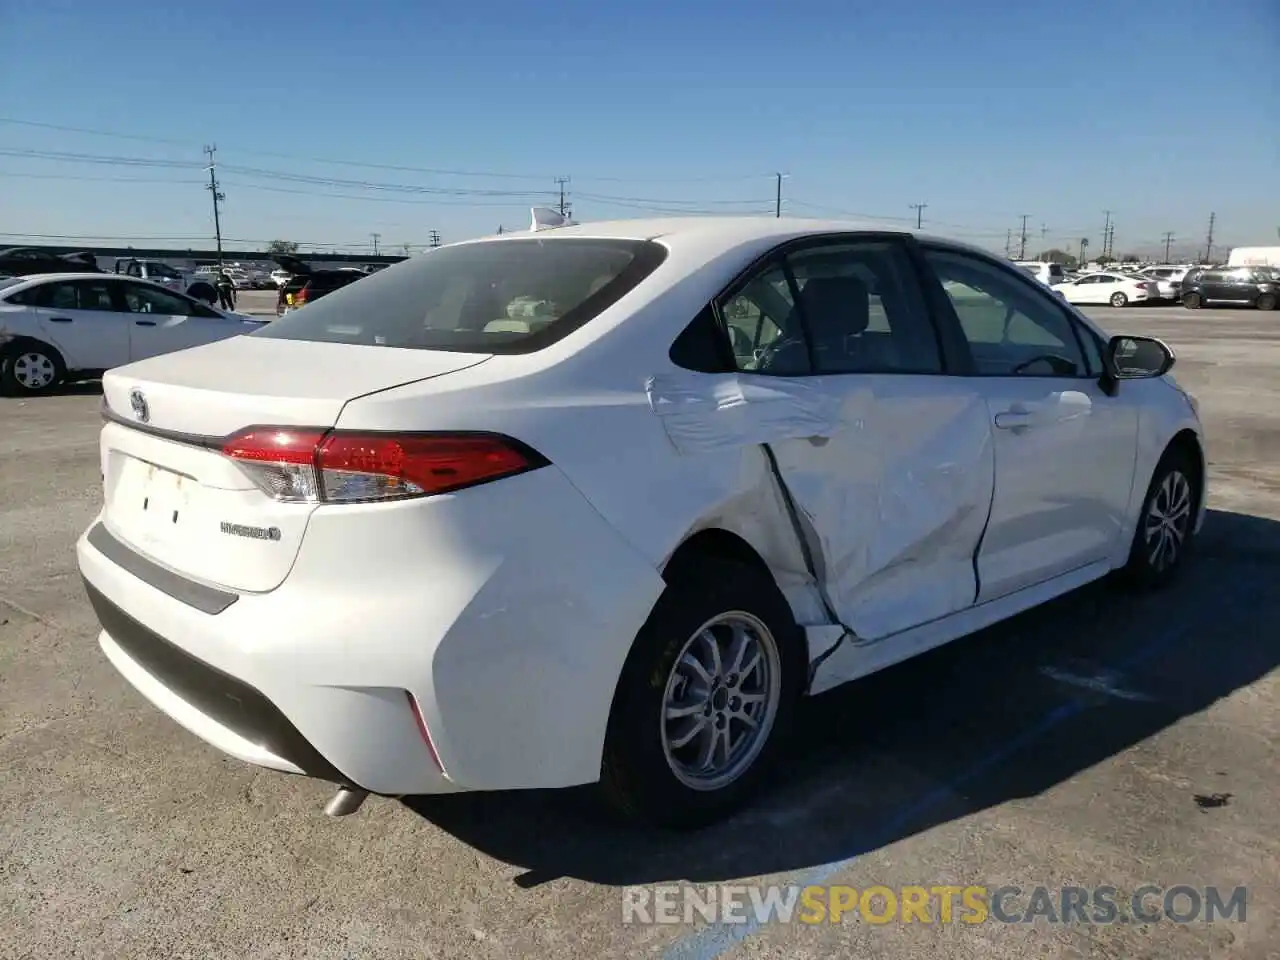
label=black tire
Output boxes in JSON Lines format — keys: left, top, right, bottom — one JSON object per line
{"left": 1110, "top": 291, "right": 1128, "bottom": 307}
{"left": 1257, "top": 293, "right": 1277, "bottom": 312}
{"left": 1182, "top": 292, "right": 1202, "bottom": 309}
{"left": 0, "top": 340, "right": 65, "bottom": 396}
{"left": 1120, "top": 446, "right": 1198, "bottom": 590}
{"left": 188, "top": 282, "right": 216, "bottom": 304}
{"left": 600, "top": 560, "right": 806, "bottom": 829}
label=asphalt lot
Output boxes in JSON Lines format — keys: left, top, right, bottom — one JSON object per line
{"left": 2, "top": 305, "right": 1278, "bottom": 960}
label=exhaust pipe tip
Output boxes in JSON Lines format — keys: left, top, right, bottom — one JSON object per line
{"left": 324, "top": 787, "right": 369, "bottom": 817}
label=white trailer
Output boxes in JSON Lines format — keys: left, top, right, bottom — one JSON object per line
{"left": 1227, "top": 247, "right": 1280, "bottom": 268}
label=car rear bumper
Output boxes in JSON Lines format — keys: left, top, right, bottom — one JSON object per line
{"left": 77, "top": 466, "right": 666, "bottom": 796}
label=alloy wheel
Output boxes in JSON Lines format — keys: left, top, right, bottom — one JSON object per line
{"left": 660, "top": 611, "right": 782, "bottom": 792}
{"left": 1144, "top": 469, "right": 1192, "bottom": 573}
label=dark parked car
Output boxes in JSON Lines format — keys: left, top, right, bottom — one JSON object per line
{"left": 0, "top": 247, "right": 101, "bottom": 278}
{"left": 273, "top": 255, "right": 368, "bottom": 315}
{"left": 1181, "top": 266, "right": 1279, "bottom": 310}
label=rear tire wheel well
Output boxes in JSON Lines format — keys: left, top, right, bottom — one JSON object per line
{"left": 661, "top": 528, "right": 774, "bottom": 586}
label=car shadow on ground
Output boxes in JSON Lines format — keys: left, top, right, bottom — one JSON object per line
{"left": 403, "top": 508, "right": 1280, "bottom": 888}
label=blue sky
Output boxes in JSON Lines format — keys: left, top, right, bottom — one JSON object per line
{"left": 2, "top": 0, "right": 1276, "bottom": 258}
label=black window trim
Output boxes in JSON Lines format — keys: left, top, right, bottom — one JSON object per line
{"left": 690, "top": 230, "right": 960, "bottom": 378}
{"left": 915, "top": 241, "right": 1105, "bottom": 380}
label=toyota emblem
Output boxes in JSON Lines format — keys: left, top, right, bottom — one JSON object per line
{"left": 129, "top": 388, "right": 150, "bottom": 423}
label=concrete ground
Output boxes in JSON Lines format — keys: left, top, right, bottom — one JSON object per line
{"left": 2, "top": 306, "right": 1277, "bottom": 960}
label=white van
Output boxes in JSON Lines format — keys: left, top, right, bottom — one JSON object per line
{"left": 1227, "top": 247, "right": 1280, "bottom": 268}
{"left": 1013, "top": 261, "right": 1069, "bottom": 286}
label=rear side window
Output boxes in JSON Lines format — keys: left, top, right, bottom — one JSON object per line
{"left": 255, "top": 238, "right": 668, "bottom": 353}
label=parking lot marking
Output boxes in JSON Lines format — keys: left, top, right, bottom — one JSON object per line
{"left": 1039, "top": 665, "right": 1154, "bottom": 702}
{"left": 661, "top": 573, "right": 1260, "bottom": 960}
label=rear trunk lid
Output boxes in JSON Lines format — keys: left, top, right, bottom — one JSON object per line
{"left": 99, "top": 335, "right": 490, "bottom": 594}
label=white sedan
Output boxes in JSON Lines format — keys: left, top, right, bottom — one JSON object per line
{"left": 75, "top": 217, "right": 1205, "bottom": 828}
{"left": 0, "top": 273, "right": 262, "bottom": 395}
{"left": 1057, "top": 271, "right": 1160, "bottom": 307}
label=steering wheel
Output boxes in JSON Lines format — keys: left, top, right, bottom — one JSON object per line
{"left": 1010, "top": 353, "right": 1078, "bottom": 376}
{"left": 755, "top": 335, "right": 808, "bottom": 373}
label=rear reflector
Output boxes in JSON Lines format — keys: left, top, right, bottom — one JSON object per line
{"left": 222, "top": 428, "right": 545, "bottom": 503}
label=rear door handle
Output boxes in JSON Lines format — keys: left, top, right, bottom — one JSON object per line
{"left": 48, "top": 316, "right": 73, "bottom": 323}
{"left": 134, "top": 320, "right": 157, "bottom": 327}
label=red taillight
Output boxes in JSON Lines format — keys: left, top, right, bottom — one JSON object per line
{"left": 221, "top": 428, "right": 542, "bottom": 503}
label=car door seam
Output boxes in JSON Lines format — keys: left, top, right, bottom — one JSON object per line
{"left": 758, "top": 442, "right": 860, "bottom": 687}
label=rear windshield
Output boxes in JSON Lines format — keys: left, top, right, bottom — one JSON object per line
{"left": 254, "top": 237, "right": 667, "bottom": 353}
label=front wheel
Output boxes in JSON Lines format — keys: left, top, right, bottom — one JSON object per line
{"left": 1257, "top": 293, "right": 1277, "bottom": 311}
{"left": 1110, "top": 292, "right": 1129, "bottom": 307}
{"left": 1120, "top": 448, "right": 1198, "bottom": 589}
{"left": 1182, "top": 292, "right": 1202, "bottom": 309}
{"left": 0, "top": 343, "right": 64, "bottom": 396}
{"left": 600, "top": 560, "right": 806, "bottom": 828}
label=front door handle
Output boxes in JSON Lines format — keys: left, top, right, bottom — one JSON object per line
{"left": 48, "top": 316, "right": 73, "bottom": 323}
{"left": 134, "top": 320, "right": 157, "bottom": 327}
{"left": 994, "top": 410, "right": 1035, "bottom": 430}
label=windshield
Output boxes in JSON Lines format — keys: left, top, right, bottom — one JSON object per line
{"left": 254, "top": 237, "right": 667, "bottom": 353}
{"left": 147, "top": 263, "right": 183, "bottom": 281}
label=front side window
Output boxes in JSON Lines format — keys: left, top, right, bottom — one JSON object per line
{"left": 255, "top": 237, "right": 667, "bottom": 353}
{"left": 923, "top": 248, "right": 1089, "bottom": 378}
{"left": 122, "top": 283, "right": 195, "bottom": 316}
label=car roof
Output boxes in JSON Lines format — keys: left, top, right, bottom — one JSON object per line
{"left": 454, "top": 215, "right": 994, "bottom": 259}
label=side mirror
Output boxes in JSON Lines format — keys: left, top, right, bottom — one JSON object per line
{"left": 1100, "top": 335, "right": 1175, "bottom": 394}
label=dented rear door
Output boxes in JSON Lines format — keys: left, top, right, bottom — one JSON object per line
{"left": 768, "top": 373, "right": 993, "bottom": 641}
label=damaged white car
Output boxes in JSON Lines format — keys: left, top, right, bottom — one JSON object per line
{"left": 77, "top": 217, "right": 1205, "bottom": 828}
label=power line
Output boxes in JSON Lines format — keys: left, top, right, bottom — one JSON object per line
{"left": 1018, "top": 214, "right": 1030, "bottom": 259}
{"left": 1102, "top": 210, "right": 1113, "bottom": 259}
{"left": 1204, "top": 212, "right": 1216, "bottom": 263}
{"left": 1161, "top": 231, "right": 1175, "bottom": 263}
{"left": 370, "top": 232, "right": 380, "bottom": 256}
{"left": 1, "top": 114, "right": 778, "bottom": 184}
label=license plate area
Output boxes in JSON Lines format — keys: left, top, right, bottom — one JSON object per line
{"left": 112, "top": 455, "right": 199, "bottom": 546}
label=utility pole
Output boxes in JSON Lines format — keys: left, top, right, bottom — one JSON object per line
{"left": 1161, "top": 232, "right": 1175, "bottom": 263}
{"left": 1101, "top": 210, "right": 1112, "bottom": 259}
{"left": 1204, "top": 212, "right": 1216, "bottom": 263}
{"left": 1005, "top": 229, "right": 1013, "bottom": 257}
{"left": 1018, "top": 214, "right": 1030, "bottom": 260}
{"left": 775, "top": 173, "right": 784, "bottom": 218}
{"left": 371, "top": 233, "right": 380, "bottom": 256}
{"left": 203, "top": 144, "right": 225, "bottom": 267}
{"left": 554, "top": 177, "right": 571, "bottom": 218}
{"left": 428, "top": 229, "right": 441, "bottom": 249}
{"left": 909, "top": 202, "right": 927, "bottom": 229}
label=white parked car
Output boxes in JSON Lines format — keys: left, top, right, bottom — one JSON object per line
{"left": 75, "top": 218, "right": 1205, "bottom": 828}
{"left": 1056, "top": 271, "right": 1160, "bottom": 307}
{"left": 0, "top": 273, "right": 262, "bottom": 395}
{"left": 1013, "top": 261, "right": 1069, "bottom": 286}
{"left": 1138, "top": 265, "right": 1191, "bottom": 301}
{"left": 270, "top": 269, "right": 293, "bottom": 288}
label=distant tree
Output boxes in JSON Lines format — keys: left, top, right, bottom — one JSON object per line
{"left": 1095, "top": 254, "right": 1115, "bottom": 265}
{"left": 266, "top": 239, "right": 299, "bottom": 255}
{"left": 1035, "top": 248, "right": 1077, "bottom": 267}
{"left": 1119, "top": 253, "right": 1141, "bottom": 263}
